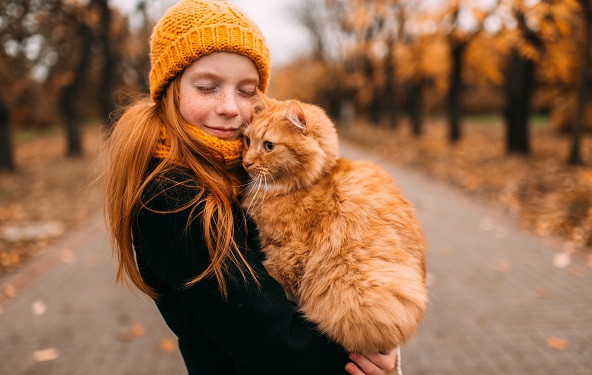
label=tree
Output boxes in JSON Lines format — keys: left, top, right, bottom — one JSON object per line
{"left": 0, "top": 100, "right": 14, "bottom": 171}
{"left": 322, "top": 0, "right": 404, "bottom": 126}
{"left": 503, "top": 0, "right": 582, "bottom": 155}
{"left": 568, "top": 0, "right": 592, "bottom": 165}
{"left": 57, "top": 3, "right": 94, "bottom": 157}
{"left": 503, "top": 4, "right": 543, "bottom": 154}
{"left": 444, "top": 0, "right": 499, "bottom": 143}
{"left": 94, "top": 0, "right": 117, "bottom": 130}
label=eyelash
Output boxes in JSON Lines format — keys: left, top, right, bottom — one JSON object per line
{"left": 238, "top": 89, "right": 255, "bottom": 97}
{"left": 196, "top": 85, "right": 215, "bottom": 93}
{"left": 195, "top": 86, "right": 255, "bottom": 97}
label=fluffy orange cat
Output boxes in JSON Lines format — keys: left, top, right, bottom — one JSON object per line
{"left": 241, "top": 95, "right": 427, "bottom": 353}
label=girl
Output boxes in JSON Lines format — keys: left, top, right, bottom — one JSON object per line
{"left": 104, "top": 1, "right": 398, "bottom": 374}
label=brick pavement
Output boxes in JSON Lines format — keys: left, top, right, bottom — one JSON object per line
{"left": 0, "top": 142, "right": 590, "bottom": 374}
{"left": 0, "top": 214, "right": 185, "bottom": 374}
{"left": 342, "top": 142, "right": 592, "bottom": 375}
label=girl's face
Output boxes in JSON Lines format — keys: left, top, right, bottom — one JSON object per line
{"left": 178, "top": 52, "right": 259, "bottom": 141}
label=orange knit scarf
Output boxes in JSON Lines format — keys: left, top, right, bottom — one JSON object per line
{"left": 154, "top": 125, "right": 242, "bottom": 162}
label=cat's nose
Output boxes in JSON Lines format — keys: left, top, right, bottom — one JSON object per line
{"left": 242, "top": 160, "right": 253, "bottom": 169}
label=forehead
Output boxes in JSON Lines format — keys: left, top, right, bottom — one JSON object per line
{"left": 182, "top": 52, "right": 259, "bottom": 82}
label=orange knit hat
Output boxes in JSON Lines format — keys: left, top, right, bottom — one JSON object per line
{"left": 149, "top": 0, "right": 271, "bottom": 101}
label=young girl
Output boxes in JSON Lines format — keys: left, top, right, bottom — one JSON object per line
{"left": 104, "top": 1, "right": 398, "bottom": 374}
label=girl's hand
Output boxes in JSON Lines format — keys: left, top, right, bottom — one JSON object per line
{"left": 345, "top": 348, "right": 398, "bottom": 375}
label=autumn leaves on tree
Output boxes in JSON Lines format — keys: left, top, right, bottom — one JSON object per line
{"left": 0, "top": 0, "right": 590, "bottom": 172}
{"left": 275, "top": 0, "right": 590, "bottom": 164}
{"left": 0, "top": 0, "right": 153, "bottom": 169}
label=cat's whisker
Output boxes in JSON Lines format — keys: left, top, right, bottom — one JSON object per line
{"left": 258, "top": 174, "right": 269, "bottom": 210}
{"left": 247, "top": 175, "right": 264, "bottom": 213}
{"left": 252, "top": 175, "right": 266, "bottom": 212}
{"left": 246, "top": 178, "right": 258, "bottom": 212}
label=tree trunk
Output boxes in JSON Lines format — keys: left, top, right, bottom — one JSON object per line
{"left": 448, "top": 43, "right": 465, "bottom": 143}
{"left": 0, "top": 100, "right": 15, "bottom": 171}
{"left": 384, "top": 38, "right": 398, "bottom": 128}
{"left": 408, "top": 81, "right": 423, "bottom": 137}
{"left": 95, "top": 0, "right": 116, "bottom": 131}
{"left": 504, "top": 48, "right": 535, "bottom": 154}
{"left": 568, "top": 0, "right": 592, "bottom": 165}
{"left": 59, "top": 19, "right": 93, "bottom": 157}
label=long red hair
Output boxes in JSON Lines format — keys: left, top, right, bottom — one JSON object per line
{"left": 103, "top": 76, "right": 258, "bottom": 299}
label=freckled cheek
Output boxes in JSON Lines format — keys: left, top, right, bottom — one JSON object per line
{"left": 238, "top": 100, "right": 254, "bottom": 123}
{"left": 179, "top": 96, "right": 213, "bottom": 126}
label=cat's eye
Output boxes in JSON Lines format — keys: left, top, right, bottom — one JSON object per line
{"left": 263, "top": 141, "right": 275, "bottom": 152}
{"left": 244, "top": 137, "right": 250, "bottom": 148}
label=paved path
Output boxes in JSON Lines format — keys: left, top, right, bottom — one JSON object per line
{"left": 1, "top": 142, "right": 590, "bottom": 374}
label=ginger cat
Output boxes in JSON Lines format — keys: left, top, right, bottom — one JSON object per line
{"left": 241, "top": 95, "right": 427, "bottom": 353}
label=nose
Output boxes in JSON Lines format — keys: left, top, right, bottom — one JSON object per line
{"left": 216, "top": 90, "right": 240, "bottom": 117}
{"left": 242, "top": 160, "right": 253, "bottom": 169}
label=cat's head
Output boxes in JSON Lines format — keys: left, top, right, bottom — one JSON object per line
{"left": 242, "top": 94, "right": 339, "bottom": 193}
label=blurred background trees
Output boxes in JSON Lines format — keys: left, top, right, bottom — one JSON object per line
{"left": 0, "top": 0, "right": 152, "bottom": 168}
{"left": 0, "top": 0, "right": 589, "bottom": 171}
{"left": 274, "top": 0, "right": 590, "bottom": 163}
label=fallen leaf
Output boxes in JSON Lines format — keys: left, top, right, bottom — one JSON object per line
{"left": 159, "top": 338, "right": 177, "bottom": 353}
{"left": 33, "top": 348, "right": 60, "bottom": 362}
{"left": 494, "top": 259, "right": 511, "bottom": 273}
{"left": 119, "top": 322, "right": 145, "bottom": 341}
{"left": 535, "top": 286, "right": 553, "bottom": 299}
{"left": 60, "top": 249, "right": 73, "bottom": 264}
{"left": 546, "top": 336, "right": 569, "bottom": 351}
{"left": 553, "top": 252, "right": 571, "bottom": 269}
{"left": 2, "top": 283, "right": 16, "bottom": 298}
{"left": 129, "top": 323, "right": 145, "bottom": 337}
{"left": 31, "top": 300, "right": 47, "bottom": 316}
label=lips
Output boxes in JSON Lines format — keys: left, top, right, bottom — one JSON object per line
{"left": 203, "top": 125, "right": 241, "bottom": 139}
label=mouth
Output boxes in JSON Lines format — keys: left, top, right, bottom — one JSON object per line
{"left": 203, "top": 125, "right": 241, "bottom": 139}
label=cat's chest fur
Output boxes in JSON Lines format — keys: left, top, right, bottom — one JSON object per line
{"left": 243, "top": 158, "right": 389, "bottom": 299}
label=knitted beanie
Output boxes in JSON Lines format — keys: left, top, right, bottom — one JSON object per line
{"left": 149, "top": 0, "right": 271, "bottom": 101}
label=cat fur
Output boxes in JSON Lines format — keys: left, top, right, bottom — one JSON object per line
{"left": 241, "top": 95, "right": 427, "bottom": 353}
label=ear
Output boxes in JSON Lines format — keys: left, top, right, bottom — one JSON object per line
{"left": 252, "top": 89, "right": 267, "bottom": 116}
{"left": 284, "top": 101, "right": 307, "bottom": 132}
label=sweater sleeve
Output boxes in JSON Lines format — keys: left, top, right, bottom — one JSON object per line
{"left": 134, "top": 172, "right": 349, "bottom": 375}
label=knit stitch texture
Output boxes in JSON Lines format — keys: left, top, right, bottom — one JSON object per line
{"left": 149, "top": 0, "right": 270, "bottom": 101}
{"left": 154, "top": 125, "right": 243, "bottom": 162}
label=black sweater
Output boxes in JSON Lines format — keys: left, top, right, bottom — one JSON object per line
{"left": 132, "top": 168, "right": 350, "bottom": 374}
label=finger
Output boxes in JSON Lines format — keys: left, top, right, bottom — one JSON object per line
{"left": 344, "top": 362, "right": 365, "bottom": 375}
{"left": 363, "top": 348, "right": 398, "bottom": 371}
{"left": 348, "top": 353, "right": 382, "bottom": 375}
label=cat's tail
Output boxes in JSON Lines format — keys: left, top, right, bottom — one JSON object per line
{"left": 298, "top": 258, "right": 427, "bottom": 353}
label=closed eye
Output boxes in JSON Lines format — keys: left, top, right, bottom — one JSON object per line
{"left": 244, "top": 136, "right": 250, "bottom": 148}
{"left": 239, "top": 88, "right": 256, "bottom": 97}
{"left": 196, "top": 85, "right": 216, "bottom": 93}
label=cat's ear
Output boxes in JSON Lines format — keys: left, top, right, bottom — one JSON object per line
{"left": 284, "top": 101, "right": 307, "bottom": 132}
{"left": 252, "top": 89, "right": 267, "bottom": 115}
